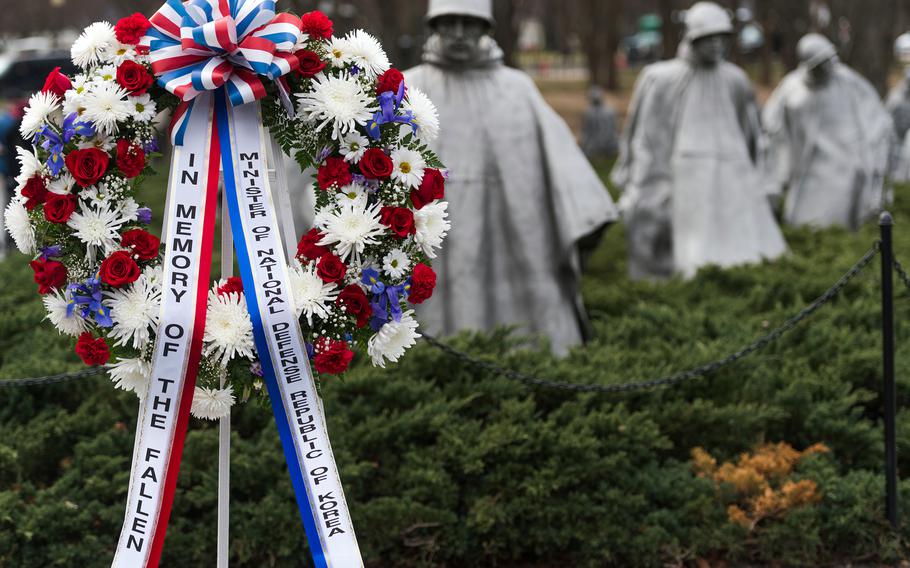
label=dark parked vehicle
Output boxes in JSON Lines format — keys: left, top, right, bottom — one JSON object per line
{"left": 0, "top": 52, "right": 76, "bottom": 99}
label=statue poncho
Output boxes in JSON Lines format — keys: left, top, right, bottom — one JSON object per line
{"left": 764, "top": 62, "right": 892, "bottom": 229}
{"left": 611, "top": 48, "right": 786, "bottom": 280}
{"left": 404, "top": 36, "right": 618, "bottom": 354}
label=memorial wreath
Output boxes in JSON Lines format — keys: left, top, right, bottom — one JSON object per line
{"left": 4, "top": 2, "right": 447, "bottom": 566}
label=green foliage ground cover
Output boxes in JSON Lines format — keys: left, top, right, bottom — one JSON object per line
{"left": 2, "top": 170, "right": 910, "bottom": 566}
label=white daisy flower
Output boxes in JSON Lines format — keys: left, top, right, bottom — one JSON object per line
{"left": 4, "top": 199, "right": 35, "bottom": 254}
{"left": 402, "top": 87, "right": 440, "bottom": 142}
{"left": 203, "top": 287, "right": 255, "bottom": 366}
{"left": 108, "top": 357, "right": 152, "bottom": 398}
{"left": 81, "top": 82, "right": 131, "bottom": 135}
{"left": 414, "top": 200, "right": 451, "bottom": 259}
{"left": 71, "top": 21, "right": 116, "bottom": 69}
{"left": 336, "top": 182, "right": 368, "bottom": 208}
{"left": 48, "top": 172, "right": 76, "bottom": 195}
{"left": 77, "top": 131, "right": 115, "bottom": 152}
{"left": 67, "top": 201, "right": 127, "bottom": 258}
{"left": 128, "top": 94, "right": 157, "bottom": 122}
{"left": 95, "top": 64, "right": 118, "bottom": 83}
{"left": 108, "top": 41, "right": 137, "bottom": 65}
{"left": 20, "top": 91, "right": 61, "bottom": 140}
{"left": 316, "top": 200, "right": 385, "bottom": 261}
{"left": 15, "top": 146, "right": 43, "bottom": 187}
{"left": 391, "top": 147, "right": 426, "bottom": 188}
{"left": 343, "top": 30, "right": 390, "bottom": 78}
{"left": 119, "top": 196, "right": 139, "bottom": 221}
{"left": 42, "top": 288, "right": 88, "bottom": 337}
{"left": 367, "top": 310, "right": 420, "bottom": 367}
{"left": 297, "top": 72, "right": 377, "bottom": 140}
{"left": 62, "top": 90, "right": 87, "bottom": 118}
{"left": 105, "top": 274, "right": 161, "bottom": 349}
{"left": 340, "top": 131, "right": 369, "bottom": 163}
{"left": 190, "top": 385, "right": 235, "bottom": 420}
{"left": 382, "top": 248, "right": 411, "bottom": 280}
{"left": 288, "top": 260, "right": 339, "bottom": 326}
{"left": 326, "top": 36, "right": 352, "bottom": 67}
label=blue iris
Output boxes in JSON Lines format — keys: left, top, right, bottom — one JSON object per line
{"left": 361, "top": 268, "right": 407, "bottom": 330}
{"left": 67, "top": 275, "right": 112, "bottom": 328}
{"left": 366, "top": 82, "right": 416, "bottom": 140}
{"left": 36, "top": 113, "right": 95, "bottom": 176}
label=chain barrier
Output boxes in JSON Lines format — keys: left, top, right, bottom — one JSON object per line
{"left": 0, "top": 366, "right": 106, "bottom": 388}
{"left": 893, "top": 256, "right": 910, "bottom": 292}
{"left": 423, "top": 242, "right": 881, "bottom": 393}
{"left": 0, "top": 242, "right": 884, "bottom": 392}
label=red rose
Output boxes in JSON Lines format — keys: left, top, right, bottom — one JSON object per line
{"left": 296, "top": 50, "right": 327, "bottom": 78}
{"left": 20, "top": 176, "right": 48, "bottom": 210}
{"left": 296, "top": 228, "right": 330, "bottom": 261}
{"left": 43, "top": 193, "right": 77, "bottom": 224}
{"left": 410, "top": 168, "right": 445, "bottom": 209}
{"left": 301, "top": 11, "right": 333, "bottom": 40}
{"left": 337, "top": 284, "right": 372, "bottom": 328}
{"left": 30, "top": 259, "right": 67, "bottom": 295}
{"left": 380, "top": 206, "right": 416, "bottom": 238}
{"left": 217, "top": 276, "right": 244, "bottom": 296}
{"left": 317, "top": 156, "right": 352, "bottom": 191}
{"left": 116, "top": 139, "right": 146, "bottom": 178}
{"left": 376, "top": 68, "right": 405, "bottom": 95}
{"left": 316, "top": 253, "right": 346, "bottom": 284}
{"left": 65, "top": 148, "right": 109, "bottom": 187}
{"left": 359, "top": 148, "right": 393, "bottom": 180}
{"left": 120, "top": 228, "right": 160, "bottom": 261}
{"left": 408, "top": 263, "right": 437, "bottom": 304}
{"left": 99, "top": 250, "right": 141, "bottom": 287}
{"left": 116, "top": 60, "right": 154, "bottom": 95}
{"left": 41, "top": 67, "right": 72, "bottom": 98}
{"left": 115, "top": 13, "right": 152, "bottom": 44}
{"left": 313, "top": 338, "right": 354, "bottom": 375}
{"left": 75, "top": 332, "right": 111, "bottom": 366}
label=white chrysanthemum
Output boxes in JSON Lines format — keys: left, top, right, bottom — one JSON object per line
{"left": 317, "top": 201, "right": 385, "bottom": 261}
{"left": 367, "top": 310, "right": 420, "bottom": 367}
{"left": 391, "top": 147, "right": 426, "bottom": 188}
{"left": 382, "top": 248, "right": 411, "bottom": 280}
{"left": 297, "top": 72, "right": 377, "bottom": 140}
{"left": 343, "top": 30, "right": 390, "bottom": 78}
{"left": 81, "top": 82, "right": 131, "bottom": 135}
{"left": 336, "top": 182, "right": 368, "bottom": 208}
{"left": 15, "top": 147, "right": 43, "bottom": 187}
{"left": 20, "top": 91, "right": 61, "bottom": 140}
{"left": 42, "top": 288, "right": 88, "bottom": 337}
{"left": 288, "top": 261, "right": 339, "bottom": 326}
{"left": 4, "top": 199, "right": 35, "bottom": 254}
{"left": 105, "top": 275, "right": 161, "bottom": 349}
{"left": 108, "top": 357, "right": 152, "bottom": 397}
{"left": 327, "top": 36, "right": 353, "bottom": 67}
{"left": 190, "top": 385, "right": 234, "bottom": 420}
{"left": 203, "top": 288, "right": 255, "bottom": 366}
{"left": 340, "top": 131, "right": 369, "bottom": 163}
{"left": 48, "top": 172, "right": 76, "bottom": 195}
{"left": 402, "top": 87, "right": 440, "bottom": 142}
{"left": 414, "top": 200, "right": 450, "bottom": 259}
{"left": 128, "top": 93, "right": 157, "bottom": 122}
{"left": 71, "top": 21, "right": 116, "bottom": 68}
{"left": 62, "top": 90, "right": 87, "bottom": 118}
{"left": 67, "top": 202, "right": 126, "bottom": 257}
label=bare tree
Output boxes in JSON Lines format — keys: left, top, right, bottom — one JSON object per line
{"left": 829, "top": 0, "right": 897, "bottom": 95}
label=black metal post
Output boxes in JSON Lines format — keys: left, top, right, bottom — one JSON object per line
{"left": 880, "top": 211, "right": 899, "bottom": 531}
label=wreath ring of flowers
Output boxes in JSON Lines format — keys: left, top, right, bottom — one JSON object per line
{"left": 5, "top": 10, "right": 449, "bottom": 420}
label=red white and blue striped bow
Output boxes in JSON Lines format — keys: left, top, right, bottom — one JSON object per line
{"left": 143, "top": 0, "right": 302, "bottom": 143}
